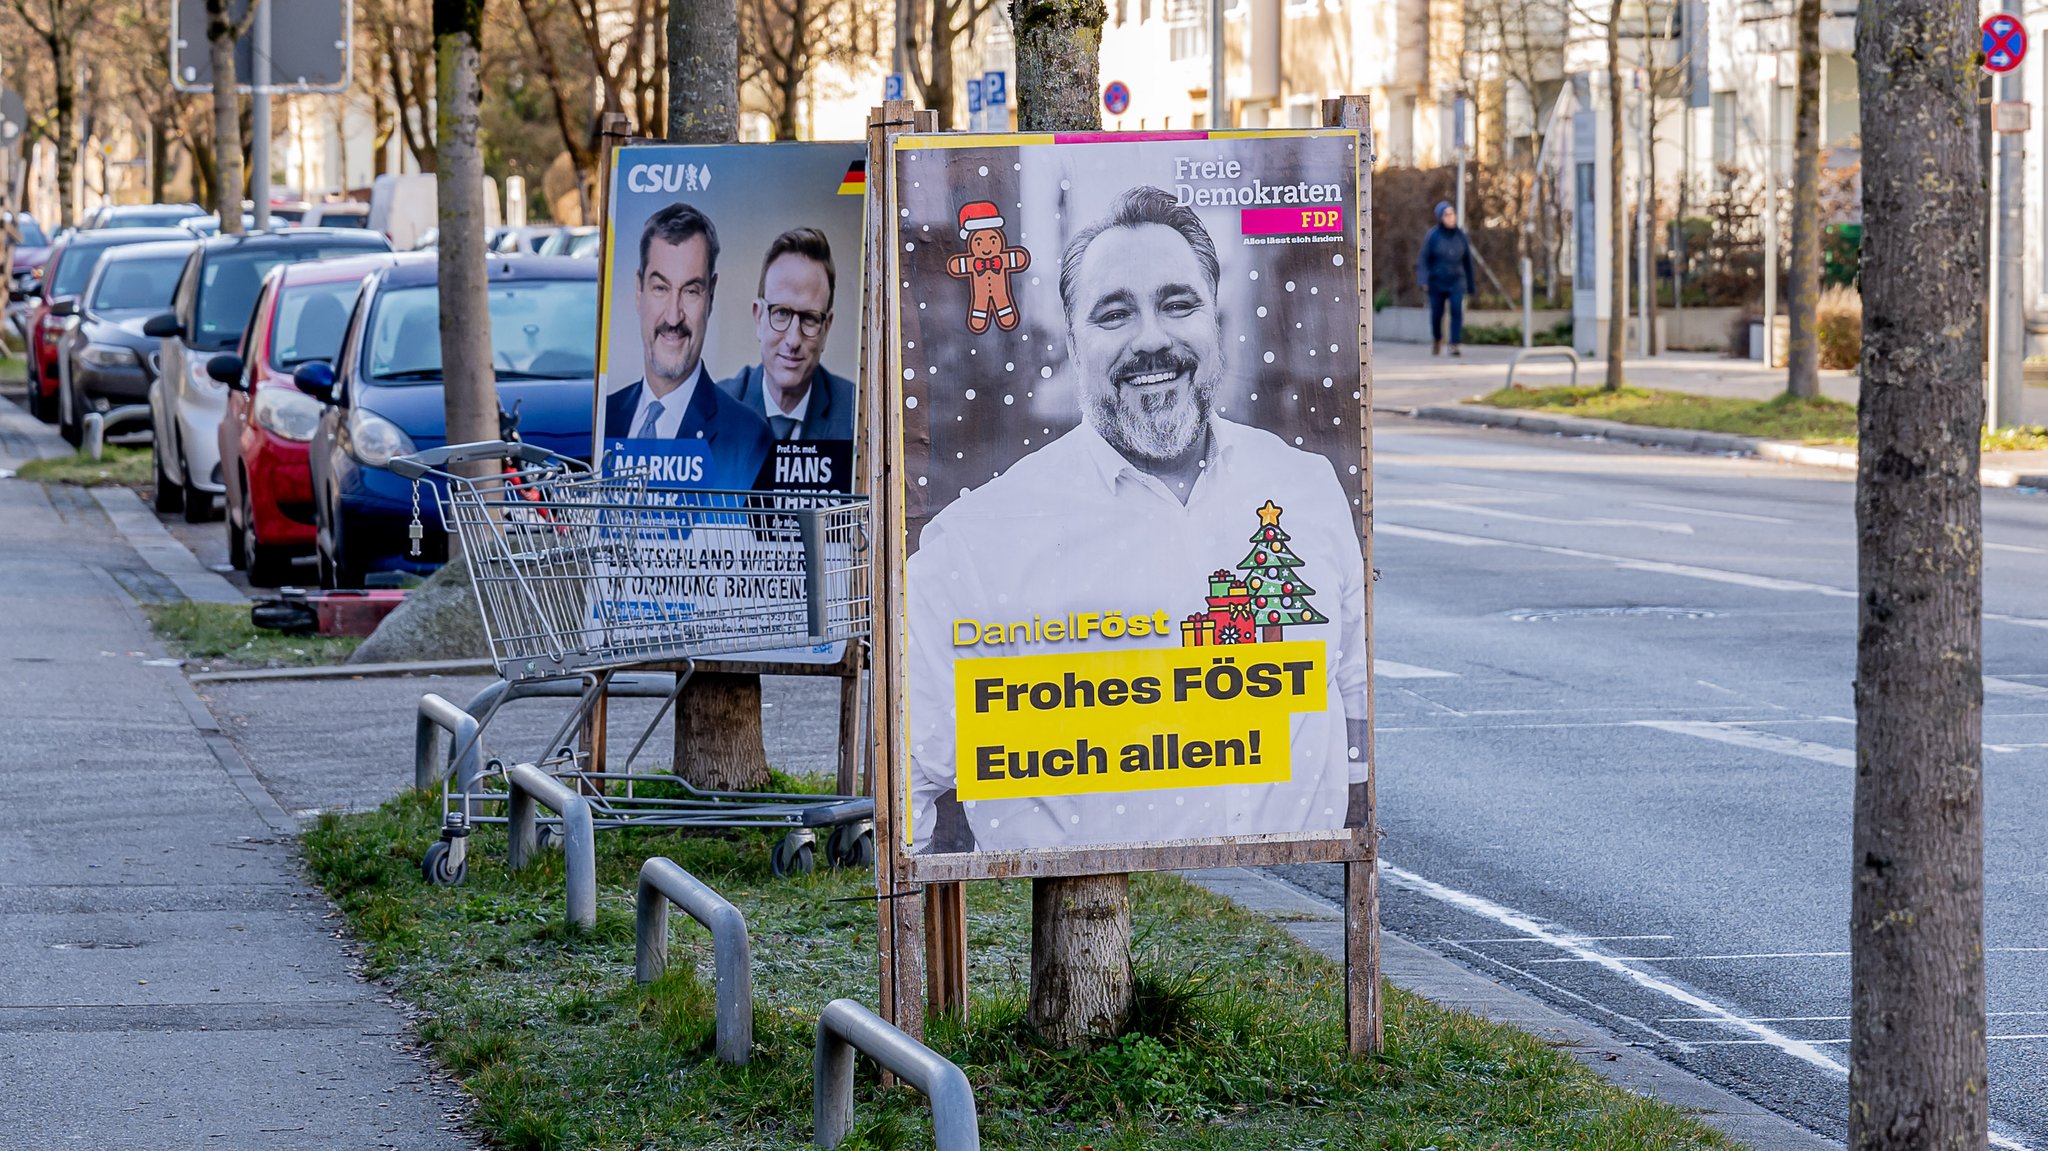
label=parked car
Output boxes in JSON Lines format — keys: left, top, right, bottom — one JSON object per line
{"left": 24, "top": 227, "right": 193, "bottom": 422}
{"left": 299, "top": 202, "right": 371, "bottom": 230}
{"left": 301, "top": 254, "right": 595, "bottom": 587}
{"left": 144, "top": 228, "right": 392, "bottom": 521}
{"left": 6, "top": 212, "right": 53, "bottom": 339}
{"left": 207, "top": 254, "right": 396, "bottom": 585}
{"left": 368, "top": 172, "right": 500, "bottom": 251}
{"left": 52, "top": 239, "right": 194, "bottom": 446}
{"left": 82, "top": 203, "right": 204, "bottom": 230}
{"left": 489, "top": 225, "right": 559, "bottom": 256}
{"left": 536, "top": 226, "right": 600, "bottom": 258}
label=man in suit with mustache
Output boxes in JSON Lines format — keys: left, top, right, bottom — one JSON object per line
{"left": 602, "top": 202, "right": 773, "bottom": 488}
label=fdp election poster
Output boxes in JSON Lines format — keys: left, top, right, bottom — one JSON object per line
{"left": 892, "top": 129, "right": 1368, "bottom": 858}
{"left": 596, "top": 142, "right": 866, "bottom": 494}
{"left": 593, "top": 143, "right": 867, "bottom": 664}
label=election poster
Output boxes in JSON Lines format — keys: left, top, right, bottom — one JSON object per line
{"left": 891, "top": 129, "right": 1368, "bottom": 859}
{"left": 592, "top": 142, "right": 868, "bottom": 663}
{"left": 596, "top": 142, "right": 867, "bottom": 494}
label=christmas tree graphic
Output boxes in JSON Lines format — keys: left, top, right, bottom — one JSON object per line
{"left": 1237, "top": 500, "right": 1326, "bottom": 640}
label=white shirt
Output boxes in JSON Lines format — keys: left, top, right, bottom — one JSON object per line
{"left": 904, "top": 417, "right": 1369, "bottom": 854}
{"left": 764, "top": 377, "right": 810, "bottom": 421}
{"left": 629, "top": 363, "right": 707, "bottom": 439}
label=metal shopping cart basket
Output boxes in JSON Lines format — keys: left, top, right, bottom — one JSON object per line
{"left": 391, "top": 441, "right": 875, "bottom": 884}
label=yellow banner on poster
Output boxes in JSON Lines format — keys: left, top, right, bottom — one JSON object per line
{"left": 952, "top": 641, "right": 1327, "bottom": 801}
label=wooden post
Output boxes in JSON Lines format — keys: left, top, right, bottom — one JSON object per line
{"left": 835, "top": 641, "right": 867, "bottom": 798}
{"left": 595, "top": 112, "right": 634, "bottom": 232}
{"left": 864, "top": 100, "right": 939, "bottom": 1039}
{"left": 1325, "top": 93, "right": 1383, "bottom": 1058}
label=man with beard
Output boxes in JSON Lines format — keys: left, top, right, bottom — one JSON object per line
{"left": 601, "top": 202, "right": 773, "bottom": 488}
{"left": 903, "top": 184, "right": 1368, "bottom": 855}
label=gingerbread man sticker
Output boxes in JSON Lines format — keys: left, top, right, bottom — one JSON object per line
{"left": 945, "top": 200, "right": 1030, "bottom": 333}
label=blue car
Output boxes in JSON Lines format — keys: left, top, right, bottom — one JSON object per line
{"left": 299, "top": 254, "right": 597, "bottom": 587}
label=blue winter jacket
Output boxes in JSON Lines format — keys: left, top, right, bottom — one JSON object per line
{"left": 1417, "top": 224, "right": 1476, "bottom": 295}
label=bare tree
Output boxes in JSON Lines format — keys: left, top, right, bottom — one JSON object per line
{"left": 6, "top": 0, "right": 94, "bottom": 228}
{"left": 1602, "top": 0, "right": 1624, "bottom": 389}
{"left": 508, "top": 0, "right": 597, "bottom": 217}
{"left": 902, "top": 0, "right": 1003, "bottom": 130}
{"left": 364, "top": 0, "right": 438, "bottom": 171}
{"left": 435, "top": 0, "right": 498, "bottom": 462}
{"left": 740, "top": 0, "right": 889, "bottom": 139}
{"left": 1784, "top": 0, "right": 1821, "bottom": 397}
{"left": 1851, "top": 0, "right": 1987, "bottom": 1147}
{"left": 1011, "top": 0, "right": 1129, "bottom": 1051}
{"left": 203, "top": 0, "right": 263, "bottom": 233}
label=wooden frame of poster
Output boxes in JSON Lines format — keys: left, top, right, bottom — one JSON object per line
{"left": 860, "top": 97, "right": 1381, "bottom": 1056}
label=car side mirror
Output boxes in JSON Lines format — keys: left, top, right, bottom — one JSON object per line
{"left": 207, "top": 353, "right": 246, "bottom": 389}
{"left": 48, "top": 297, "right": 76, "bottom": 317}
{"left": 292, "top": 360, "right": 337, "bottom": 403}
{"left": 142, "top": 312, "right": 182, "bottom": 339}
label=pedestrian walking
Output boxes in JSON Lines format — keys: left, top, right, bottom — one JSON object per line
{"left": 1417, "top": 201, "right": 1476, "bottom": 356}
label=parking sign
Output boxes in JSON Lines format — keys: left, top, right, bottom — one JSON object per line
{"left": 983, "top": 71, "right": 1007, "bottom": 110}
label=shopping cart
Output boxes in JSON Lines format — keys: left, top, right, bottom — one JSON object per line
{"left": 391, "top": 441, "right": 875, "bottom": 884}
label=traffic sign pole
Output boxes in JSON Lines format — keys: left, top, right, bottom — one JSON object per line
{"left": 251, "top": 0, "right": 272, "bottom": 230}
{"left": 1984, "top": 10, "right": 2028, "bottom": 426}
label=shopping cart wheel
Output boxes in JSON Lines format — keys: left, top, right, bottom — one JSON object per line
{"left": 422, "top": 841, "right": 468, "bottom": 886}
{"left": 535, "top": 824, "right": 558, "bottom": 852}
{"left": 771, "top": 830, "right": 816, "bottom": 878}
{"left": 826, "top": 823, "right": 876, "bottom": 870}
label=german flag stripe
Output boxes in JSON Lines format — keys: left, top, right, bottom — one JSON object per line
{"left": 836, "top": 158, "right": 867, "bottom": 195}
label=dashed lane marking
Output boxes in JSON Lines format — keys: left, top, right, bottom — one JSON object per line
{"left": 1632, "top": 500, "right": 1795, "bottom": 525}
{"left": 1374, "top": 659, "right": 1460, "bottom": 679}
{"left": 1632, "top": 720, "right": 1855, "bottom": 768}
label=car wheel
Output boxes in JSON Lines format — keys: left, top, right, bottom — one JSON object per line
{"left": 28, "top": 371, "right": 56, "bottom": 424}
{"left": 179, "top": 436, "right": 216, "bottom": 523}
{"left": 242, "top": 486, "right": 293, "bottom": 587}
{"left": 57, "top": 375, "right": 82, "bottom": 448}
{"left": 151, "top": 444, "right": 185, "bottom": 514}
{"left": 227, "top": 488, "right": 248, "bottom": 570}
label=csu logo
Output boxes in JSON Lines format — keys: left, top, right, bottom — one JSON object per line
{"left": 624, "top": 163, "right": 713, "bottom": 194}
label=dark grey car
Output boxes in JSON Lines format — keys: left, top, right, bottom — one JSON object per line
{"left": 54, "top": 240, "right": 194, "bottom": 446}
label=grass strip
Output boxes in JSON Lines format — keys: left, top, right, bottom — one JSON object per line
{"left": 303, "top": 791, "right": 1738, "bottom": 1151}
{"left": 1476, "top": 385, "right": 2048, "bottom": 452}
{"left": 144, "top": 601, "right": 362, "bottom": 669}
{"left": 15, "top": 446, "right": 154, "bottom": 486}
{"left": 1475, "top": 385, "right": 1858, "bottom": 444}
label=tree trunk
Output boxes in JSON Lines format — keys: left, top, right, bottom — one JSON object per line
{"left": 665, "top": 0, "right": 770, "bottom": 790}
{"left": 1012, "top": 0, "right": 1130, "bottom": 1051}
{"left": 1603, "top": 0, "right": 1624, "bottom": 390}
{"left": 774, "top": 0, "right": 807, "bottom": 141}
{"left": 434, "top": 0, "right": 499, "bottom": 478}
{"left": 52, "top": 34, "right": 77, "bottom": 231}
{"left": 206, "top": 0, "right": 245, "bottom": 235}
{"left": 1851, "top": 0, "right": 1987, "bottom": 1146}
{"left": 667, "top": 0, "right": 738, "bottom": 144}
{"left": 149, "top": 114, "right": 170, "bottom": 205}
{"left": 1027, "top": 874, "right": 1133, "bottom": 1047}
{"left": 928, "top": 1, "right": 957, "bottom": 130}
{"left": 1785, "top": 0, "right": 1822, "bottom": 398}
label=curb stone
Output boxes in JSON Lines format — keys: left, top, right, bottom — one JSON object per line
{"left": 1408, "top": 403, "right": 2048, "bottom": 489}
{"left": 1185, "top": 867, "right": 1843, "bottom": 1151}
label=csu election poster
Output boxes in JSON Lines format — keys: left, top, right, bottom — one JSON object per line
{"left": 893, "top": 129, "right": 1369, "bottom": 857}
{"left": 595, "top": 142, "right": 866, "bottom": 494}
{"left": 591, "top": 142, "right": 868, "bottom": 663}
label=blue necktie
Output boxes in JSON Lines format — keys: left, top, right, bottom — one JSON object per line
{"left": 635, "top": 398, "right": 665, "bottom": 438}
{"left": 769, "top": 415, "right": 799, "bottom": 441}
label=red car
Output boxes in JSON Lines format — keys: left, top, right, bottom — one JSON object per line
{"left": 25, "top": 227, "right": 192, "bottom": 422}
{"left": 213, "top": 254, "right": 396, "bottom": 585}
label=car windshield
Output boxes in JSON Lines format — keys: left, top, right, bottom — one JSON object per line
{"left": 269, "top": 279, "right": 361, "bottom": 370}
{"left": 87, "top": 254, "right": 186, "bottom": 315}
{"left": 194, "top": 242, "right": 382, "bottom": 351}
{"left": 104, "top": 209, "right": 197, "bottom": 229}
{"left": 366, "top": 280, "right": 597, "bottom": 382}
{"left": 567, "top": 231, "right": 601, "bottom": 257}
{"left": 51, "top": 243, "right": 133, "bottom": 298}
{"left": 14, "top": 219, "right": 48, "bottom": 246}
{"left": 318, "top": 214, "right": 369, "bottom": 229}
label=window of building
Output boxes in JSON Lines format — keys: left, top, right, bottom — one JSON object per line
{"left": 1286, "top": 96, "right": 1319, "bottom": 127}
{"left": 1168, "top": 0, "right": 1206, "bottom": 60}
{"left": 1711, "top": 90, "right": 1736, "bottom": 172}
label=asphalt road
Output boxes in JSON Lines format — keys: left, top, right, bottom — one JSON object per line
{"left": 1279, "top": 420, "right": 2048, "bottom": 1147}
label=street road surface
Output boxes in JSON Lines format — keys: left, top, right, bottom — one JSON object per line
{"left": 1281, "top": 420, "right": 2048, "bottom": 1147}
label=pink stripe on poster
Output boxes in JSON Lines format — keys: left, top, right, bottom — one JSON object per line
{"left": 1240, "top": 206, "right": 1345, "bottom": 235}
{"left": 1052, "top": 131, "right": 1211, "bottom": 144}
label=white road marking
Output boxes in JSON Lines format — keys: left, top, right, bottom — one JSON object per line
{"left": 1988, "top": 541, "right": 2048, "bottom": 555}
{"left": 1382, "top": 521, "right": 2048, "bottom": 634}
{"left": 1435, "top": 937, "right": 1696, "bottom": 1050}
{"left": 1385, "top": 859, "right": 2042, "bottom": 1151}
{"left": 1632, "top": 720, "right": 1855, "bottom": 768}
{"left": 1986, "top": 676, "right": 2048, "bottom": 698}
{"left": 1403, "top": 498, "right": 1697, "bottom": 535}
{"left": 1689, "top": 1034, "right": 2048, "bottom": 1046}
{"left": 1380, "top": 860, "right": 1846, "bottom": 1072}
{"left": 1374, "top": 659, "right": 1460, "bottom": 679}
{"left": 1529, "top": 950, "right": 1848, "bottom": 963}
{"left": 1633, "top": 500, "right": 1796, "bottom": 525}
{"left": 1455, "top": 934, "right": 1676, "bottom": 945}
{"left": 1661, "top": 1011, "right": 2048, "bottom": 1024}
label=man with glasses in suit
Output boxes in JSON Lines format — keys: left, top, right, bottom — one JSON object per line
{"left": 719, "top": 227, "right": 855, "bottom": 443}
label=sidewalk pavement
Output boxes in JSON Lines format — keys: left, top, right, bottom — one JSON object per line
{"left": 0, "top": 398, "right": 471, "bottom": 1149}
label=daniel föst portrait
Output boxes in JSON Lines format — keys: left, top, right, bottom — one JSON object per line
{"left": 905, "top": 183, "right": 1369, "bottom": 855}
